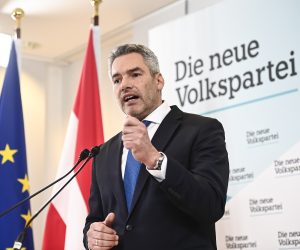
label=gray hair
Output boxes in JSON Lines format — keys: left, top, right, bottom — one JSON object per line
{"left": 108, "top": 44, "right": 160, "bottom": 77}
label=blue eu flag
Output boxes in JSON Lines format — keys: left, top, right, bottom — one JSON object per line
{"left": 0, "top": 40, "right": 34, "bottom": 249}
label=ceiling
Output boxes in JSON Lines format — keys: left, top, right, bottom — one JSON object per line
{"left": 0, "top": 0, "right": 178, "bottom": 61}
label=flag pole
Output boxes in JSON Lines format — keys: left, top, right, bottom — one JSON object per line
{"left": 90, "top": 0, "right": 101, "bottom": 26}
{"left": 89, "top": 0, "right": 102, "bottom": 80}
{"left": 42, "top": 2, "right": 104, "bottom": 249}
{"left": 11, "top": 8, "right": 25, "bottom": 39}
{"left": 1, "top": 7, "right": 34, "bottom": 250}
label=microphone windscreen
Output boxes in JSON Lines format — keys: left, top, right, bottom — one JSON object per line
{"left": 89, "top": 145, "right": 101, "bottom": 157}
{"left": 79, "top": 149, "right": 90, "bottom": 161}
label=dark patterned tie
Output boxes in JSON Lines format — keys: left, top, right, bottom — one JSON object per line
{"left": 124, "top": 120, "right": 151, "bottom": 211}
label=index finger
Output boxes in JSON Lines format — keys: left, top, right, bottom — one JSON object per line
{"left": 91, "top": 222, "right": 117, "bottom": 235}
{"left": 124, "top": 115, "right": 141, "bottom": 126}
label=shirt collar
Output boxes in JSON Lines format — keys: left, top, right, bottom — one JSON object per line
{"left": 143, "top": 101, "right": 171, "bottom": 125}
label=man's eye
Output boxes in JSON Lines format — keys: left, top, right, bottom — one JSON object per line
{"left": 113, "top": 79, "right": 121, "bottom": 84}
{"left": 132, "top": 72, "right": 141, "bottom": 77}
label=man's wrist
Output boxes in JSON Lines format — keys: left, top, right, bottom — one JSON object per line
{"left": 147, "top": 152, "right": 165, "bottom": 170}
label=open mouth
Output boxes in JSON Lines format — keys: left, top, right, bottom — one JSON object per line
{"left": 123, "top": 95, "right": 139, "bottom": 103}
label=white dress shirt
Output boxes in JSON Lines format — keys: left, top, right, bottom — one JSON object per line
{"left": 121, "top": 101, "right": 171, "bottom": 182}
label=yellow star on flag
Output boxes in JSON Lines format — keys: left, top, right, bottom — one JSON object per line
{"left": 6, "top": 247, "right": 27, "bottom": 250}
{"left": 21, "top": 210, "right": 32, "bottom": 228}
{"left": 0, "top": 144, "right": 18, "bottom": 164}
{"left": 18, "top": 174, "right": 30, "bottom": 193}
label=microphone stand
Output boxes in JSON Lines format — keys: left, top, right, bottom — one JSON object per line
{"left": 13, "top": 145, "right": 100, "bottom": 250}
{"left": 0, "top": 149, "right": 90, "bottom": 218}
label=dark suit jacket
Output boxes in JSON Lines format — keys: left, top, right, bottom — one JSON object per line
{"left": 83, "top": 105, "right": 229, "bottom": 250}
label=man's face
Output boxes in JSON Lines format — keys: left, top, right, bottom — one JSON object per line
{"left": 111, "top": 53, "right": 164, "bottom": 120}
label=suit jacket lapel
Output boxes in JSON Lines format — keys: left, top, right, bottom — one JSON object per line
{"left": 129, "top": 106, "right": 182, "bottom": 215}
{"left": 151, "top": 106, "right": 182, "bottom": 151}
{"left": 109, "top": 133, "right": 128, "bottom": 218}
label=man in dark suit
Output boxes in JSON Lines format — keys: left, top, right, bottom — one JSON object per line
{"left": 83, "top": 44, "right": 229, "bottom": 250}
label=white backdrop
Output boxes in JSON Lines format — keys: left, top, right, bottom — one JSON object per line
{"left": 149, "top": 0, "right": 300, "bottom": 249}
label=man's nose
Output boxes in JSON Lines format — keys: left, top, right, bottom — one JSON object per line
{"left": 121, "top": 77, "right": 133, "bottom": 90}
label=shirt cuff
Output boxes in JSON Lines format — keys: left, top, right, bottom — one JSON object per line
{"left": 146, "top": 153, "right": 167, "bottom": 182}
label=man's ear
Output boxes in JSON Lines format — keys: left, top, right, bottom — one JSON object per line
{"left": 156, "top": 73, "right": 164, "bottom": 91}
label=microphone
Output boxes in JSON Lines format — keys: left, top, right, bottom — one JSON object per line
{"left": 13, "top": 145, "right": 101, "bottom": 250}
{"left": 0, "top": 148, "right": 90, "bottom": 218}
